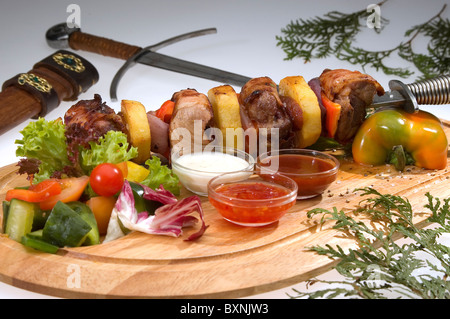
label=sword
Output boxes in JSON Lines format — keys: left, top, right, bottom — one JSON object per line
{"left": 46, "top": 23, "right": 252, "bottom": 101}
{"left": 45, "top": 23, "right": 450, "bottom": 110}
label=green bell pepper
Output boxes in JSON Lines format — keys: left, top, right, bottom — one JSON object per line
{"left": 352, "top": 109, "right": 448, "bottom": 171}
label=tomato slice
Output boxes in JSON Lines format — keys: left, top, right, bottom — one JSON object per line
{"left": 6, "top": 179, "right": 62, "bottom": 202}
{"left": 39, "top": 176, "right": 90, "bottom": 211}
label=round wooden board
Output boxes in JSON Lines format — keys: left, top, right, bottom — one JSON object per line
{"left": 0, "top": 121, "right": 449, "bottom": 299}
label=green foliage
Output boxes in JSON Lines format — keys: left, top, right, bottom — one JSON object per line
{"left": 276, "top": 1, "right": 449, "bottom": 80}
{"left": 290, "top": 187, "right": 450, "bottom": 299}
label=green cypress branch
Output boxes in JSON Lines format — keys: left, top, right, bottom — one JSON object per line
{"left": 276, "top": 1, "right": 449, "bottom": 79}
{"left": 290, "top": 187, "right": 450, "bottom": 299}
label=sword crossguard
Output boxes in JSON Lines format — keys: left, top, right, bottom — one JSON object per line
{"left": 110, "top": 28, "right": 217, "bottom": 101}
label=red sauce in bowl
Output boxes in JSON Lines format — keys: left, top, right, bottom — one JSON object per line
{"left": 208, "top": 173, "right": 297, "bottom": 226}
{"left": 214, "top": 182, "right": 291, "bottom": 199}
{"left": 257, "top": 150, "right": 339, "bottom": 199}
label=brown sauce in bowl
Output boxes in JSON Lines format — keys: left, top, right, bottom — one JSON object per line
{"left": 257, "top": 153, "right": 339, "bottom": 199}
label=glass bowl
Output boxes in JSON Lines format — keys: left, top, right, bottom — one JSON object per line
{"left": 208, "top": 171, "right": 298, "bottom": 226}
{"left": 256, "top": 149, "right": 340, "bottom": 199}
{"left": 171, "top": 146, "right": 254, "bottom": 196}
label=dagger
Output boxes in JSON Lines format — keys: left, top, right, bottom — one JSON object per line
{"left": 0, "top": 50, "right": 98, "bottom": 135}
{"left": 45, "top": 23, "right": 450, "bottom": 110}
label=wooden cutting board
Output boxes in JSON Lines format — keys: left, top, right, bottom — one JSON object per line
{"left": 0, "top": 121, "right": 449, "bottom": 299}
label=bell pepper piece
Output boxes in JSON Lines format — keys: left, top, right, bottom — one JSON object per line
{"left": 321, "top": 92, "right": 341, "bottom": 138}
{"left": 126, "top": 161, "right": 150, "bottom": 183}
{"left": 155, "top": 100, "right": 175, "bottom": 124}
{"left": 352, "top": 109, "right": 448, "bottom": 170}
{"left": 5, "top": 179, "right": 62, "bottom": 202}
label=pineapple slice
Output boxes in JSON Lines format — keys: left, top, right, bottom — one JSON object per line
{"left": 279, "top": 76, "right": 322, "bottom": 148}
{"left": 121, "top": 100, "right": 151, "bottom": 164}
{"left": 207, "top": 85, "right": 244, "bottom": 150}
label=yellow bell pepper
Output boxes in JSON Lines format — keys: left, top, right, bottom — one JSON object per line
{"left": 126, "top": 161, "right": 150, "bottom": 183}
{"left": 352, "top": 109, "right": 448, "bottom": 170}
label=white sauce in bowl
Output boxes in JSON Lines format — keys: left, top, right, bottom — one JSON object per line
{"left": 172, "top": 152, "right": 253, "bottom": 196}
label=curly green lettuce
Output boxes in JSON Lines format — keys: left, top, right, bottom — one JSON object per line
{"left": 15, "top": 118, "right": 71, "bottom": 183}
{"left": 15, "top": 119, "right": 139, "bottom": 183}
{"left": 141, "top": 157, "right": 180, "bottom": 195}
{"left": 80, "top": 130, "right": 138, "bottom": 175}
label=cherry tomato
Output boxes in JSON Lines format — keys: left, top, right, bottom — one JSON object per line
{"left": 90, "top": 163, "right": 125, "bottom": 197}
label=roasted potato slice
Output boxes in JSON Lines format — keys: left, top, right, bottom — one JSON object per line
{"left": 121, "top": 100, "right": 151, "bottom": 164}
{"left": 208, "top": 85, "right": 244, "bottom": 150}
{"left": 279, "top": 76, "right": 322, "bottom": 148}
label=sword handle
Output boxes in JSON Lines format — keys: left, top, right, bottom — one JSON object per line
{"left": 46, "top": 22, "right": 141, "bottom": 60}
{"left": 69, "top": 31, "right": 142, "bottom": 60}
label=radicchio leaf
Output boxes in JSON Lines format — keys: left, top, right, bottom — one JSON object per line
{"left": 103, "top": 180, "right": 208, "bottom": 243}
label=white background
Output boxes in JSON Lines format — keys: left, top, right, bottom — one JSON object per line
{"left": 0, "top": 0, "right": 449, "bottom": 299}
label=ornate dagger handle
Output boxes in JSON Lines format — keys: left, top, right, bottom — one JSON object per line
{"left": 0, "top": 50, "right": 98, "bottom": 135}
{"left": 407, "top": 75, "right": 450, "bottom": 105}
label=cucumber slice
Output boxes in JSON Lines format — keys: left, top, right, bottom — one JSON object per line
{"left": 32, "top": 209, "right": 50, "bottom": 232}
{"left": 42, "top": 201, "right": 92, "bottom": 247}
{"left": 2, "top": 201, "right": 10, "bottom": 233}
{"left": 66, "top": 202, "right": 100, "bottom": 246}
{"left": 26, "top": 229, "right": 43, "bottom": 240}
{"left": 21, "top": 235, "right": 59, "bottom": 254}
{"left": 5, "top": 199, "right": 37, "bottom": 242}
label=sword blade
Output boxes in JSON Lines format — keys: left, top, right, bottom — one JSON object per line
{"left": 137, "top": 51, "right": 252, "bottom": 87}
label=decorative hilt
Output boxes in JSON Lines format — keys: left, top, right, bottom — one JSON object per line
{"left": 0, "top": 50, "right": 98, "bottom": 135}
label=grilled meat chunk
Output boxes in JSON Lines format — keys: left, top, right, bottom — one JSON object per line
{"left": 319, "top": 69, "right": 385, "bottom": 143}
{"left": 64, "top": 94, "right": 126, "bottom": 165}
{"left": 169, "top": 89, "right": 215, "bottom": 154}
{"left": 239, "top": 77, "right": 293, "bottom": 149}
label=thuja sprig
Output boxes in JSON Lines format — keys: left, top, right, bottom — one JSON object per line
{"left": 398, "top": 5, "right": 450, "bottom": 80}
{"left": 276, "top": 2, "right": 449, "bottom": 80}
{"left": 276, "top": 1, "right": 388, "bottom": 62}
{"left": 290, "top": 187, "right": 450, "bottom": 299}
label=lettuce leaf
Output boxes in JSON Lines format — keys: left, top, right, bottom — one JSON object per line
{"left": 15, "top": 118, "right": 71, "bottom": 183}
{"left": 80, "top": 130, "right": 138, "bottom": 175}
{"left": 140, "top": 157, "right": 180, "bottom": 195}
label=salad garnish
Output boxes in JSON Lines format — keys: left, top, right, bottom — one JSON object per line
{"left": 104, "top": 180, "right": 207, "bottom": 243}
